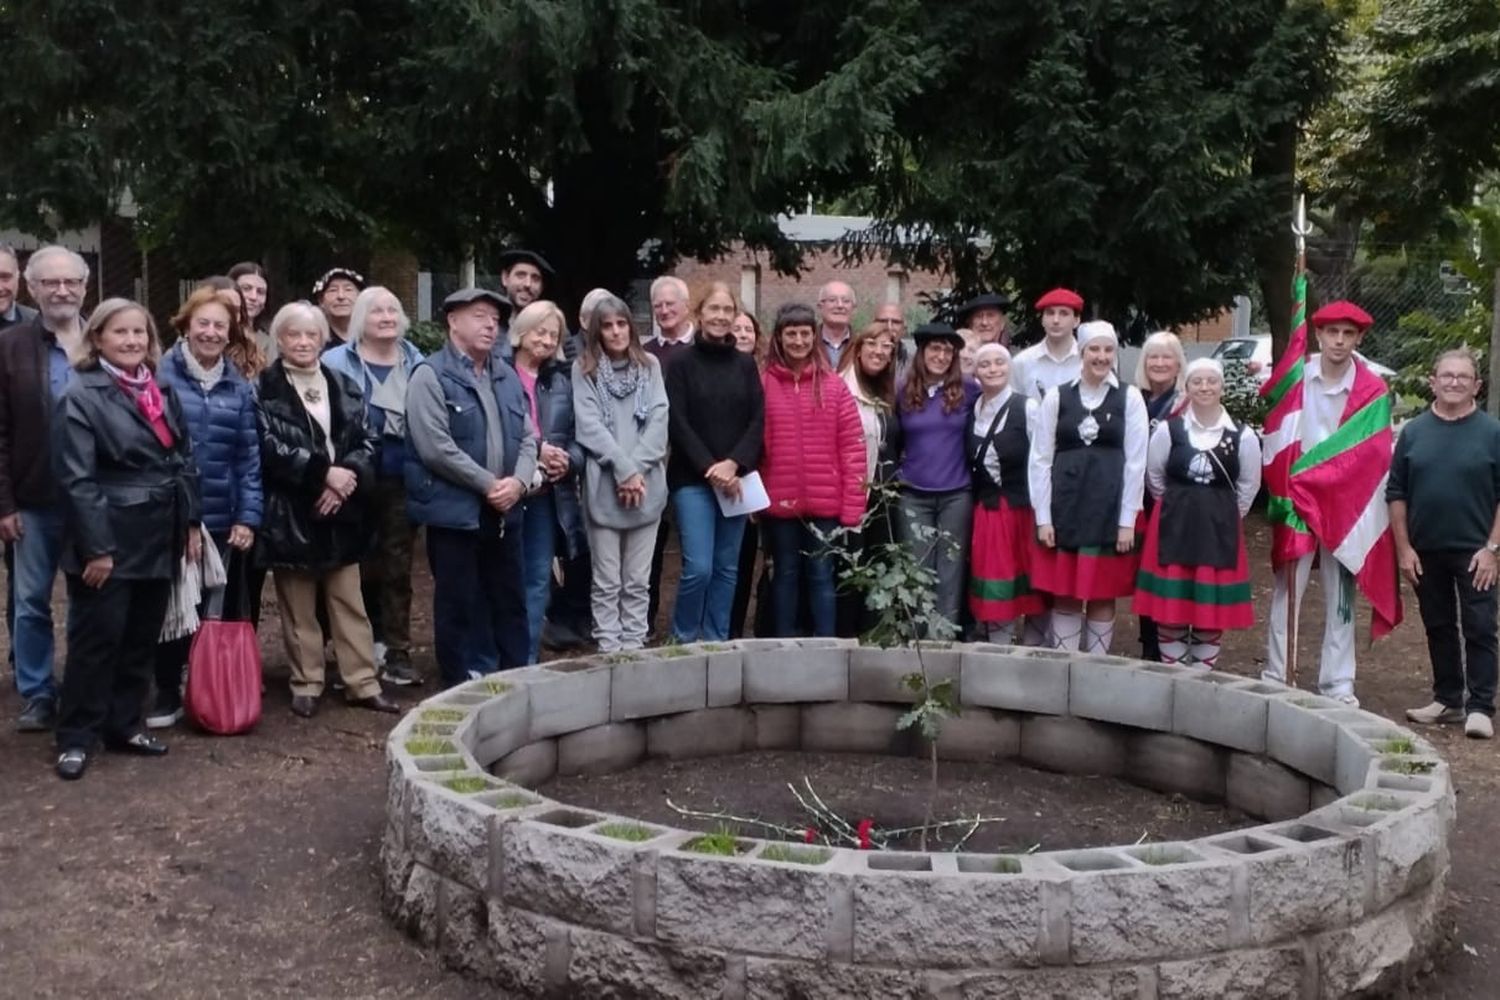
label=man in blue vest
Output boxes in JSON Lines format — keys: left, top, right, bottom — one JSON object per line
{"left": 406, "top": 287, "right": 537, "bottom": 686}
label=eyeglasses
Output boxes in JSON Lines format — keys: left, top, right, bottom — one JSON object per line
{"left": 819, "top": 296, "right": 854, "bottom": 306}
{"left": 35, "top": 277, "right": 84, "bottom": 292}
{"left": 1435, "top": 373, "right": 1476, "bottom": 383}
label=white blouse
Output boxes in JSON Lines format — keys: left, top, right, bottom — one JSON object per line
{"left": 972, "top": 387, "right": 1037, "bottom": 486}
{"left": 1028, "top": 374, "right": 1148, "bottom": 529}
{"left": 1145, "top": 406, "right": 1262, "bottom": 517}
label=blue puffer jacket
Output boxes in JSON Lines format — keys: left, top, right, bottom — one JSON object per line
{"left": 156, "top": 342, "right": 264, "bottom": 536}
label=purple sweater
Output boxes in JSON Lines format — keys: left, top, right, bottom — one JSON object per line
{"left": 896, "top": 379, "right": 980, "bottom": 492}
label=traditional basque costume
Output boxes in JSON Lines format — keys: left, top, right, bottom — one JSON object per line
{"left": 967, "top": 386, "right": 1044, "bottom": 629}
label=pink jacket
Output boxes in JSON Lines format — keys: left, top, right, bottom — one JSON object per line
{"left": 760, "top": 362, "right": 867, "bottom": 525}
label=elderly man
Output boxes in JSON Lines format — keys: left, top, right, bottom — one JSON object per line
{"left": 816, "top": 280, "right": 856, "bottom": 366}
{"left": 1390, "top": 349, "right": 1500, "bottom": 739}
{"left": 0, "top": 246, "right": 88, "bottom": 730}
{"left": 0, "top": 246, "right": 36, "bottom": 331}
{"left": 313, "top": 266, "right": 365, "bottom": 350}
{"left": 646, "top": 276, "right": 695, "bottom": 372}
{"left": 956, "top": 292, "right": 1011, "bottom": 347}
{"left": 406, "top": 288, "right": 537, "bottom": 685}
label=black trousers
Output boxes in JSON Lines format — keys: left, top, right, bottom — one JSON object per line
{"left": 1415, "top": 548, "right": 1499, "bottom": 716}
{"left": 57, "top": 575, "right": 171, "bottom": 751}
{"left": 153, "top": 535, "right": 244, "bottom": 696}
{"left": 427, "top": 514, "right": 527, "bottom": 687}
{"left": 647, "top": 506, "right": 677, "bottom": 635}
{"left": 730, "top": 520, "right": 761, "bottom": 638}
{"left": 548, "top": 544, "right": 593, "bottom": 632}
{"left": 4, "top": 541, "right": 13, "bottom": 670}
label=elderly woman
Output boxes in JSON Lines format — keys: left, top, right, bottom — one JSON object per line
{"left": 1132, "top": 330, "right": 1188, "bottom": 659}
{"left": 506, "top": 300, "right": 586, "bottom": 663}
{"left": 1134, "top": 358, "right": 1260, "bottom": 668}
{"left": 53, "top": 299, "right": 201, "bottom": 779}
{"left": 256, "top": 301, "right": 396, "bottom": 718}
{"left": 196, "top": 275, "right": 267, "bottom": 379}
{"left": 147, "top": 285, "right": 264, "bottom": 728}
{"left": 324, "top": 286, "right": 424, "bottom": 686}
{"left": 1029, "top": 321, "right": 1148, "bottom": 653}
{"left": 572, "top": 295, "right": 670, "bottom": 651}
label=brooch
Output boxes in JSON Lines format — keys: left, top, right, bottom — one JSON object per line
{"left": 302, "top": 387, "right": 323, "bottom": 404}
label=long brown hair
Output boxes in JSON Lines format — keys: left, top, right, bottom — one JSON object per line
{"left": 902, "top": 338, "right": 966, "bottom": 413}
{"left": 78, "top": 298, "right": 162, "bottom": 372}
{"left": 838, "top": 323, "right": 896, "bottom": 408}
{"left": 183, "top": 280, "right": 266, "bottom": 377}
{"left": 577, "top": 294, "right": 650, "bottom": 378}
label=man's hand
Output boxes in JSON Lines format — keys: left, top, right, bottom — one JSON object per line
{"left": 1470, "top": 547, "right": 1497, "bottom": 591}
{"left": 1397, "top": 545, "right": 1423, "bottom": 586}
{"left": 0, "top": 513, "right": 20, "bottom": 543}
{"left": 487, "top": 477, "right": 524, "bottom": 512}
{"left": 82, "top": 555, "right": 113, "bottom": 589}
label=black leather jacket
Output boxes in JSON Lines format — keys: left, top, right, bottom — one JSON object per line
{"left": 254, "top": 360, "right": 377, "bottom": 571}
{"left": 53, "top": 367, "right": 201, "bottom": 579}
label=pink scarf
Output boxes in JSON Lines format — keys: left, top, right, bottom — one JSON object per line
{"left": 100, "top": 359, "right": 175, "bottom": 449}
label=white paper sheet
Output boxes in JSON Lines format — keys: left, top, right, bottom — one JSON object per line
{"left": 715, "top": 470, "right": 771, "bottom": 517}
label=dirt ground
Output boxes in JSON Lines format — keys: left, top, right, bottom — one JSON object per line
{"left": 0, "top": 514, "right": 1497, "bottom": 997}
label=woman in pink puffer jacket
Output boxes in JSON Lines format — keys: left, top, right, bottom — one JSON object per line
{"left": 759, "top": 302, "right": 867, "bottom": 636}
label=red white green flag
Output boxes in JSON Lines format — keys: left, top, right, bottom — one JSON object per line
{"left": 1259, "top": 273, "right": 1403, "bottom": 638}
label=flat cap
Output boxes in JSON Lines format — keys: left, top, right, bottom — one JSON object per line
{"left": 441, "top": 287, "right": 512, "bottom": 317}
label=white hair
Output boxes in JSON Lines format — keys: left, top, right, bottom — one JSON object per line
{"left": 347, "top": 285, "right": 410, "bottom": 344}
{"left": 1133, "top": 330, "right": 1187, "bottom": 393}
{"left": 650, "top": 276, "right": 688, "bottom": 303}
{"left": 579, "top": 287, "right": 613, "bottom": 328}
{"left": 24, "top": 245, "right": 89, "bottom": 284}
{"left": 818, "top": 280, "right": 855, "bottom": 303}
{"left": 269, "top": 300, "right": 330, "bottom": 347}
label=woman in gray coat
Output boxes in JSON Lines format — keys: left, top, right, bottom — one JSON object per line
{"left": 571, "top": 295, "right": 669, "bottom": 652}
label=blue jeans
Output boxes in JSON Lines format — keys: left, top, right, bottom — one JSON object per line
{"left": 762, "top": 516, "right": 837, "bottom": 637}
{"left": 519, "top": 492, "right": 557, "bottom": 664}
{"left": 669, "top": 486, "right": 747, "bottom": 642}
{"left": 13, "top": 507, "right": 64, "bottom": 702}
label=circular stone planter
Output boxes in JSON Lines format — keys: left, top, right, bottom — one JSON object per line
{"left": 380, "top": 639, "right": 1453, "bottom": 998}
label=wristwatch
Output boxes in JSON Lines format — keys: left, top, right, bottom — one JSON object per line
{"left": 1486, "top": 541, "right": 1499, "bottom": 555}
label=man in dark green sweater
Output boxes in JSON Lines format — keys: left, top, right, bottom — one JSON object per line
{"left": 1387, "top": 348, "right": 1500, "bottom": 739}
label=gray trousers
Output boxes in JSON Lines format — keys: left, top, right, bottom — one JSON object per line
{"left": 586, "top": 519, "right": 659, "bottom": 652}
{"left": 898, "top": 488, "right": 973, "bottom": 630}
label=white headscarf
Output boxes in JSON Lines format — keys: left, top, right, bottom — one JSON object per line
{"left": 1184, "top": 357, "right": 1224, "bottom": 382}
{"left": 1076, "top": 321, "right": 1118, "bottom": 352}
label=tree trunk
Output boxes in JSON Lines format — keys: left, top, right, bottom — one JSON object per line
{"left": 1253, "top": 121, "right": 1297, "bottom": 358}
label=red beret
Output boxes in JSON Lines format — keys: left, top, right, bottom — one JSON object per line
{"left": 1035, "top": 287, "right": 1084, "bottom": 313}
{"left": 1310, "top": 300, "right": 1373, "bottom": 332}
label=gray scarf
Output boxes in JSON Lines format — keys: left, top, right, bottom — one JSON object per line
{"left": 178, "top": 343, "right": 225, "bottom": 392}
{"left": 359, "top": 345, "right": 410, "bottom": 439}
{"left": 593, "top": 358, "right": 650, "bottom": 434}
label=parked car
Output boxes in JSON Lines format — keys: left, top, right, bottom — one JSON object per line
{"left": 1213, "top": 335, "right": 1396, "bottom": 385}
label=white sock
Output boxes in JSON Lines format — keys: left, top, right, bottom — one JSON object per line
{"left": 1083, "top": 618, "right": 1114, "bottom": 654}
{"left": 1189, "top": 629, "right": 1223, "bottom": 670}
{"left": 1158, "top": 624, "right": 1190, "bottom": 665}
{"left": 1021, "top": 614, "right": 1050, "bottom": 648}
{"left": 1051, "top": 612, "right": 1084, "bottom": 651}
{"left": 986, "top": 621, "right": 1016, "bottom": 645}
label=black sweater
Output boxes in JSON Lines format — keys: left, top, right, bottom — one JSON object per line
{"left": 1387, "top": 406, "right": 1500, "bottom": 551}
{"left": 665, "top": 334, "right": 764, "bottom": 490}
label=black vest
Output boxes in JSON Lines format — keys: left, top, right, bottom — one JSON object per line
{"left": 1157, "top": 416, "right": 1241, "bottom": 569}
{"left": 1052, "top": 382, "right": 1127, "bottom": 550}
{"left": 968, "top": 393, "right": 1031, "bottom": 510}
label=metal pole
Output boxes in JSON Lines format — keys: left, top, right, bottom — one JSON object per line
{"left": 1285, "top": 195, "right": 1310, "bottom": 688}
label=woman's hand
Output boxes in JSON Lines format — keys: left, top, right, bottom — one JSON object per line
{"left": 1116, "top": 526, "right": 1135, "bottom": 553}
{"left": 1037, "top": 525, "right": 1056, "bottom": 549}
{"left": 82, "top": 555, "right": 114, "bottom": 589}
{"left": 315, "top": 487, "right": 345, "bottom": 517}
{"left": 721, "top": 476, "right": 744, "bottom": 502}
{"left": 539, "top": 443, "right": 570, "bottom": 482}
{"left": 325, "top": 466, "right": 358, "bottom": 499}
{"left": 187, "top": 527, "right": 203, "bottom": 565}
{"left": 704, "top": 459, "right": 738, "bottom": 490}
{"left": 228, "top": 524, "right": 255, "bottom": 551}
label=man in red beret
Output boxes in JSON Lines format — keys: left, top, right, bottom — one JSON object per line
{"left": 1265, "top": 299, "right": 1390, "bottom": 706}
{"left": 1013, "top": 288, "right": 1084, "bottom": 400}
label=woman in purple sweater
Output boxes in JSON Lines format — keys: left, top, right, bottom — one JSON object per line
{"left": 895, "top": 323, "right": 980, "bottom": 629}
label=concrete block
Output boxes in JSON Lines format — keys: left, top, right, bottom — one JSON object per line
{"left": 1363, "top": 795, "right": 1449, "bottom": 909}
{"left": 705, "top": 649, "right": 745, "bottom": 707}
{"left": 1068, "top": 862, "right": 1233, "bottom": 963}
{"left": 1315, "top": 898, "right": 1422, "bottom": 998}
{"left": 923, "top": 967, "right": 1152, "bottom": 1000}
{"left": 611, "top": 653, "right": 707, "bottom": 721}
{"left": 1224, "top": 828, "right": 1369, "bottom": 945}
{"left": 500, "top": 820, "right": 641, "bottom": 934}
{"left": 567, "top": 925, "right": 728, "bottom": 999}
{"left": 1333, "top": 724, "right": 1380, "bottom": 796}
{"left": 1171, "top": 677, "right": 1269, "bottom": 754}
{"left": 556, "top": 721, "right": 647, "bottom": 776}
{"left": 925, "top": 707, "right": 1021, "bottom": 763}
{"left": 744, "top": 958, "right": 923, "bottom": 1000}
{"left": 655, "top": 848, "right": 852, "bottom": 960}
{"left": 470, "top": 690, "right": 532, "bottom": 768}
{"left": 800, "top": 702, "right": 911, "bottom": 754}
{"left": 406, "top": 779, "right": 492, "bottom": 891}
{"left": 848, "top": 645, "right": 961, "bottom": 703}
{"left": 439, "top": 878, "right": 499, "bottom": 982}
{"left": 387, "top": 859, "right": 441, "bottom": 946}
{"left": 1266, "top": 697, "right": 1338, "bottom": 785}
{"left": 647, "top": 708, "right": 753, "bottom": 759}
{"left": 493, "top": 739, "right": 558, "bottom": 787}
{"left": 742, "top": 646, "right": 849, "bottom": 702}
{"left": 1156, "top": 945, "right": 1305, "bottom": 1000}
{"left": 750, "top": 704, "right": 801, "bottom": 749}
{"left": 1019, "top": 715, "right": 1128, "bottom": 776}
{"left": 1069, "top": 658, "right": 1174, "bottom": 731}
{"left": 852, "top": 869, "right": 1044, "bottom": 967}
{"left": 1310, "top": 783, "right": 1341, "bottom": 809}
{"left": 960, "top": 649, "right": 1069, "bottom": 715}
{"left": 1125, "top": 732, "right": 1227, "bottom": 801}
{"left": 1224, "top": 753, "right": 1311, "bottom": 821}
{"left": 484, "top": 901, "right": 555, "bottom": 998}
{"left": 527, "top": 666, "right": 611, "bottom": 741}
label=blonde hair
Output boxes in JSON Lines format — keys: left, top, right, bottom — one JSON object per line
{"left": 78, "top": 298, "right": 161, "bottom": 371}
{"left": 508, "top": 299, "right": 567, "bottom": 353}
{"left": 269, "top": 301, "right": 330, "bottom": 350}
{"left": 1134, "top": 331, "right": 1186, "bottom": 394}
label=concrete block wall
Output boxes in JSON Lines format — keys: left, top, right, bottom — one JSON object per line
{"left": 381, "top": 640, "right": 1454, "bottom": 998}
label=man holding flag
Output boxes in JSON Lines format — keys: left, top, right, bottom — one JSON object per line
{"left": 1260, "top": 297, "right": 1402, "bottom": 705}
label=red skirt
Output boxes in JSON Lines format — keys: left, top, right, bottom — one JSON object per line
{"left": 1132, "top": 504, "right": 1254, "bottom": 630}
{"left": 968, "top": 500, "right": 1046, "bottom": 622}
{"left": 1030, "top": 520, "right": 1142, "bottom": 601}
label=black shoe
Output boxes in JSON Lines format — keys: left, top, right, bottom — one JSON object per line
{"left": 349, "top": 692, "right": 401, "bottom": 714}
{"left": 107, "top": 732, "right": 168, "bottom": 756}
{"left": 380, "top": 652, "right": 423, "bottom": 687}
{"left": 291, "top": 695, "right": 319, "bottom": 718}
{"left": 541, "top": 619, "right": 589, "bottom": 651}
{"left": 17, "top": 696, "right": 56, "bottom": 732}
{"left": 145, "top": 690, "right": 184, "bottom": 730}
{"left": 56, "top": 748, "right": 89, "bottom": 780}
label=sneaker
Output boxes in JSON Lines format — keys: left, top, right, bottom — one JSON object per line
{"left": 1466, "top": 713, "right": 1493, "bottom": 739}
{"left": 380, "top": 652, "right": 423, "bottom": 688}
{"left": 1334, "top": 693, "right": 1360, "bottom": 709}
{"left": 17, "top": 696, "right": 56, "bottom": 732}
{"left": 1406, "top": 701, "right": 1465, "bottom": 725}
{"left": 146, "top": 690, "right": 185, "bottom": 730}
{"left": 374, "top": 641, "right": 389, "bottom": 668}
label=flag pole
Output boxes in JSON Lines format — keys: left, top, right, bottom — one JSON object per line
{"left": 1286, "top": 194, "right": 1310, "bottom": 689}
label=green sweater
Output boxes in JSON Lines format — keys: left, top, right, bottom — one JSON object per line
{"left": 1387, "top": 407, "right": 1500, "bottom": 551}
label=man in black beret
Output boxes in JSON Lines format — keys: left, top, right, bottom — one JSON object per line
{"left": 956, "top": 292, "right": 1012, "bottom": 348}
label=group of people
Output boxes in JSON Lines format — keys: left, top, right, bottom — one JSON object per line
{"left": 2, "top": 239, "right": 1497, "bottom": 782}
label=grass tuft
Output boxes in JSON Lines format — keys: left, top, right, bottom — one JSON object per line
{"left": 442, "top": 776, "right": 491, "bottom": 794}
{"left": 595, "top": 822, "right": 658, "bottom": 842}
{"left": 1376, "top": 736, "right": 1418, "bottom": 755}
{"left": 405, "top": 738, "right": 457, "bottom": 756}
{"left": 420, "top": 708, "right": 466, "bottom": 723}
{"left": 684, "top": 826, "right": 742, "bottom": 856}
{"left": 759, "top": 843, "right": 832, "bottom": 865}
